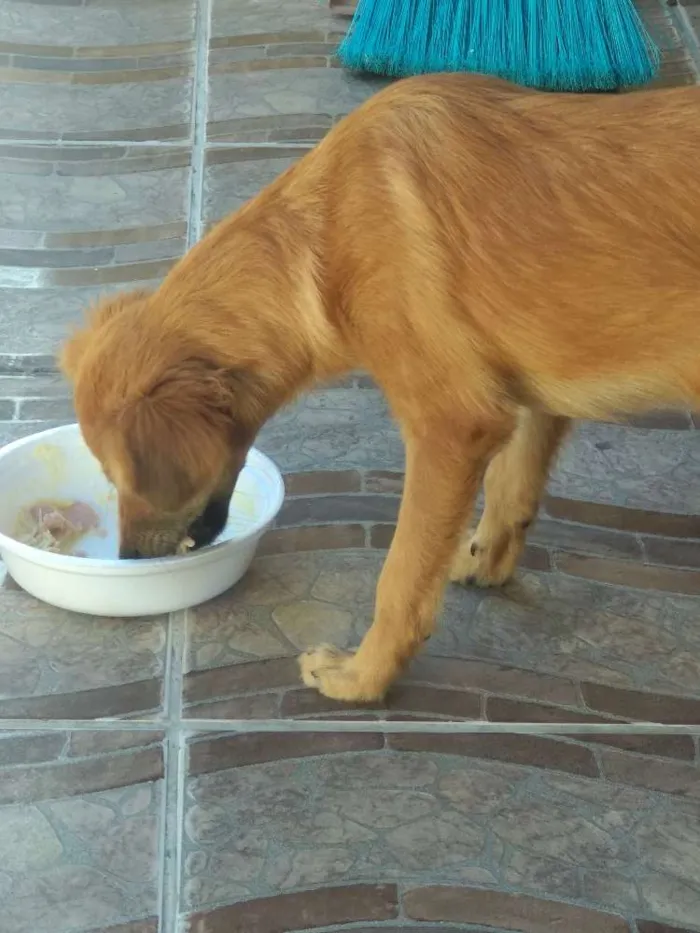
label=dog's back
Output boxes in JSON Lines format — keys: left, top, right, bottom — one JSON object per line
{"left": 298, "top": 75, "right": 700, "bottom": 419}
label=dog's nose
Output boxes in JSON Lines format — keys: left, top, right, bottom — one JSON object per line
{"left": 119, "top": 546, "right": 144, "bottom": 560}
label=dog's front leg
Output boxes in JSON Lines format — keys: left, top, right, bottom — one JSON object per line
{"left": 299, "top": 417, "right": 512, "bottom": 702}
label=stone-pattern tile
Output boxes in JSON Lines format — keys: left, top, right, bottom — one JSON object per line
{"left": 211, "top": 0, "right": 339, "bottom": 40}
{"left": 0, "top": 0, "right": 196, "bottom": 47}
{"left": 551, "top": 423, "right": 700, "bottom": 514}
{"left": 206, "top": 0, "right": 388, "bottom": 142}
{"left": 257, "top": 388, "right": 404, "bottom": 473}
{"left": 0, "top": 0, "right": 195, "bottom": 141}
{"left": 0, "top": 148, "right": 190, "bottom": 233}
{"left": 0, "top": 584, "right": 168, "bottom": 718}
{"left": 203, "top": 148, "right": 309, "bottom": 224}
{"left": 0, "top": 730, "right": 163, "bottom": 933}
{"left": 0, "top": 143, "right": 188, "bottom": 353}
{"left": 0, "top": 281, "right": 169, "bottom": 364}
{"left": 0, "top": 80, "right": 193, "bottom": 142}
{"left": 207, "top": 67, "right": 384, "bottom": 136}
{"left": 553, "top": 554, "right": 700, "bottom": 597}
{"left": 543, "top": 494, "right": 700, "bottom": 538}
{"left": 0, "top": 4, "right": 194, "bottom": 357}
{"left": 0, "top": 416, "right": 75, "bottom": 448}
{"left": 445, "top": 568, "right": 700, "bottom": 696}
{"left": 180, "top": 737, "right": 700, "bottom": 931}
{"left": 639, "top": 0, "right": 698, "bottom": 88}
{"left": 272, "top": 483, "right": 700, "bottom": 574}
{"left": 254, "top": 387, "right": 700, "bottom": 515}
{"left": 183, "top": 549, "right": 700, "bottom": 721}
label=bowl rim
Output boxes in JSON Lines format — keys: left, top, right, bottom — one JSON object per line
{"left": 0, "top": 422, "right": 285, "bottom": 576}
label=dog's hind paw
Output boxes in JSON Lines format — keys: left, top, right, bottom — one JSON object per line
{"left": 449, "top": 530, "right": 519, "bottom": 588}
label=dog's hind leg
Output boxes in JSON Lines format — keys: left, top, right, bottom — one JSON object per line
{"left": 450, "top": 408, "right": 570, "bottom": 587}
{"left": 299, "top": 415, "right": 512, "bottom": 701}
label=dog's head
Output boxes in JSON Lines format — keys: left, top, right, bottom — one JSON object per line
{"left": 61, "top": 290, "right": 264, "bottom": 558}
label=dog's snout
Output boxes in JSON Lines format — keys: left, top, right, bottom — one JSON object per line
{"left": 119, "top": 546, "right": 145, "bottom": 560}
{"left": 186, "top": 493, "right": 234, "bottom": 549}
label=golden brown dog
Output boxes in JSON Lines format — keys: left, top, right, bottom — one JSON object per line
{"left": 61, "top": 74, "right": 700, "bottom": 702}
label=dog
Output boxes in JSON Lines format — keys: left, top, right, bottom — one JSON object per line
{"left": 61, "top": 74, "right": 700, "bottom": 703}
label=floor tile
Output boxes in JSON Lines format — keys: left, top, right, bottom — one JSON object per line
{"left": 254, "top": 385, "right": 700, "bottom": 515}
{"left": 0, "top": 416, "right": 75, "bottom": 447}
{"left": 203, "top": 147, "right": 310, "bottom": 224}
{"left": 211, "top": 0, "right": 339, "bottom": 41}
{"left": 206, "top": 66, "right": 385, "bottom": 140}
{"left": 0, "top": 146, "right": 191, "bottom": 232}
{"left": 0, "top": 728, "right": 163, "bottom": 933}
{"left": 182, "top": 548, "right": 700, "bottom": 723}
{"left": 179, "top": 730, "right": 700, "bottom": 931}
{"left": 0, "top": 282, "right": 165, "bottom": 364}
{"left": 257, "top": 387, "right": 403, "bottom": 474}
{"left": 0, "top": 0, "right": 196, "bottom": 141}
{"left": 208, "top": 0, "right": 388, "bottom": 143}
{"left": 0, "top": 79, "right": 193, "bottom": 142}
{"left": 0, "top": 580, "right": 169, "bottom": 719}
{"left": 0, "top": 0, "right": 196, "bottom": 48}
{"left": 640, "top": 0, "right": 699, "bottom": 87}
{"left": 552, "top": 423, "right": 700, "bottom": 514}
{"left": 206, "top": 0, "right": 387, "bottom": 144}
{"left": 0, "top": 140, "right": 189, "bottom": 354}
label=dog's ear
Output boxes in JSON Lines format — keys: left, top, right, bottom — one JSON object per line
{"left": 60, "top": 328, "right": 91, "bottom": 383}
{"left": 117, "top": 358, "right": 259, "bottom": 509}
{"left": 60, "top": 290, "right": 152, "bottom": 382}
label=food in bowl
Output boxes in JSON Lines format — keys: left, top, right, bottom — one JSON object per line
{"left": 0, "top": 423, "right": 285, "bottom": 616}
{"left": 14, "top": 499, "right": 102, "bottom": 555}
{"left": 15, "top": 497, "right": 196, "bottom": 559}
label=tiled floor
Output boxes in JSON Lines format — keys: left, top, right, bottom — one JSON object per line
{"left": 1, "top": 1, "right": 700, "bottom": 932}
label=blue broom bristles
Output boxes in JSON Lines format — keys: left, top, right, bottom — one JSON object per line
{"left": 337, "top": 0, "right": 660, "bottom": 90}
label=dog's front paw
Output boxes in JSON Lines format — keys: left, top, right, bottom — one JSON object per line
{"left": 299, "top": 644, "right": 386, "bottom": 702}
{"left": 449, "top": 530, "right": 519, "bottom": 588}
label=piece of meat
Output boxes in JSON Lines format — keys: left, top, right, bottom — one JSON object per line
{"left": 15, "top": 499, "right": 100, "bottom": 556}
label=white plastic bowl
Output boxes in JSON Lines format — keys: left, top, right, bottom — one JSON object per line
{"left": 0, "top": 423, "right": 284, "bottom": 617}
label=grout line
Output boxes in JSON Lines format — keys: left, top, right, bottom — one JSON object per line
{"left": 0, "top": 138, "right": 191, "bottom": 149}
{"left": 185, "top": 0, "right": 213, "bottom": 250}
{"left": 204, "top": 141, "right": 315, "bottom": 150}
{"left": 0, "top": 719, "right": 165, "bottom": 732}
{"left": 177, "top": 719, "right": 700, "bottom": 735}
{"left": 160, "top": 731, "right": 187, "bottom": 933}
{"left": 169, "top": 731, "right": 188, "bottom": 933}
{"left": 0, "top": 138, "right": 315, "bottom": 152}
{"left": 159, "top": 609, "right": 187, "bottom": 933}
{"left": 1, "top": 718, "right": 696, "bottom": 735}
{"left": 161, "top": 615, "right": 179, "bottom": 720}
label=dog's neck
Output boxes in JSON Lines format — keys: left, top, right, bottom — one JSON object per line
{"left": 156, "top": 173, "right": 354, "bottom": 418}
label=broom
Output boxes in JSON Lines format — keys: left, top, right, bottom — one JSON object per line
{"left": 337, "top": 0, "right": 660, "bottom": 91}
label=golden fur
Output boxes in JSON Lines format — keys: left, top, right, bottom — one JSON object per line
{"left": 62, "top": 74, "right": 700, "bottom": 701}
